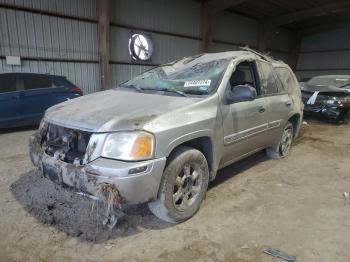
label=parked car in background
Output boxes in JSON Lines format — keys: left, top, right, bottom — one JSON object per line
{"left": 299, "top": 77, "right": 311, "bottom": 89}
{"left": 301, "top": 75, "right": 350, "bottom": 124}
{"left": 29, "top": 50, "right": 303, "bottom": 224}
{"left": 0, "top": 73, "right": 83, "bottom": 128}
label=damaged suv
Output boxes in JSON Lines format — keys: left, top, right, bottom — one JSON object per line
{"left": 29, "top": 49, "right": 303, "bottom": 223}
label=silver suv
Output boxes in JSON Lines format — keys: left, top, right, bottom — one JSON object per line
{"left": 29, "top": 50, "right": 303, "bottom": 223}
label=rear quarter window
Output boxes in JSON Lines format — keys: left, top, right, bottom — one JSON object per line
{"left": 23, "top": 75, "right": 52, "bottom": 90}
{"left": 274, "top": 67, "right": 298, "bottom": 93}
{"left": 0, "top": 75, "right": 16, "bottom": 93}
{"left": 256, "top": 61, "right": 278, "bottom": 95}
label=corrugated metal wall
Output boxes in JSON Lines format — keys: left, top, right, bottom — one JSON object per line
{"left": 296, "top": 26, "right": 350, "bottom": 79}
{"left": 0, "top": 0, "right": 295, "bottom": 92}
{"left": 0, "top": 0, "right": 100, "bottom": 94}
{"left": 109, "top": 0, "right": 294, "bottom": 85}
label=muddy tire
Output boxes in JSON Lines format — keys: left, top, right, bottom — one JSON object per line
{"left": 266, "top": 121, "right": 294, "bottom": 159}
{"left": 148, "top": 146, "right": 209, "bottom": 223}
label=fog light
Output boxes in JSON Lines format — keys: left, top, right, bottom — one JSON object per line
{"left": 128, "top": 165, "right": 147, "bottom": 175}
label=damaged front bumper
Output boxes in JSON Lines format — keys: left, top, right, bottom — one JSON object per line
{"left": 29, "top": 132, "right": 166, "bottom": 205}
{"left": 303, "top": 104, "right": 347, "bottom": 120}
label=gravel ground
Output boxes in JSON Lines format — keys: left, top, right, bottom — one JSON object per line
{"left": 0, "top": 121, "right": 350, "bottom": 262}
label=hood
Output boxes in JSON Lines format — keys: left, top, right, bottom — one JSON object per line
{"left": 302, "top": 84, "right": 350, "bottom": 95}
{"left": 45, "top": 89, "right": 198, "bottom": 132}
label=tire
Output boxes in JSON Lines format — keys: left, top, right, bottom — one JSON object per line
{"left": 148, "top": 146, "right": 209, "bottom": 223}
{"left": 266, "top": 121, "right": 294, "bottom": 159}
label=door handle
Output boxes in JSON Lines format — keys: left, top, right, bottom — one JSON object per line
{"left": 259, "top": 106, "right": 266, "bottom": 113}
{"left": 285, "top": 101, "right": 292, "bottom": 106}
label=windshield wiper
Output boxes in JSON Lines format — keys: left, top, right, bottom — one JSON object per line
{"left": 339, "top": 83, "right": 350, "bottom": 88}
{"left": 120, "top": 85, "right": 187, "bottom": 97}
{"left": 119, "top": 84, "right": 144, "bottom": 92}
{"left": 160, "top": 88, "right": 188, "bottom": 97}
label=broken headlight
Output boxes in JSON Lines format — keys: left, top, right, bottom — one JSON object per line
{"left": 101, "top": 131, "right": 154, "bottom": 161}
{"left": 325, "top": 99, "right": 340, "bottom": 105}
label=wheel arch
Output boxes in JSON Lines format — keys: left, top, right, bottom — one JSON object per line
{"left": 288, "top": 113, "right": 301, "bottom": 138}
{"left": 166, "top": 136, "right": 216, "bottom": 181}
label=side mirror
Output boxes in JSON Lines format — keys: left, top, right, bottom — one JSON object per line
{"left": 226, "top": 85, "right": 257, "bottom": 103}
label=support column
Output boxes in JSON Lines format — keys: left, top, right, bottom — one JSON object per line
{"left": 290, "top": 31, "right": 301, "bottom": 72}
{"left": 258, "top": 21, "right": 272, "bottom": 53}
{"left": 97, "top": 0, "right": 110, "bottom": 91}
{"left": 202, "top": 2, "right": 215, "bottom": 53}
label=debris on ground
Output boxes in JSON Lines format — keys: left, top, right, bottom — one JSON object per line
{"left": 263, "top": 248, "right": 296, "bottom": 262}
{"left": 302, "top": 121, "right": 308, "bottom": 125}
{"left": 10, "top": 170, "right": 151, "bottom": 242}
{"left": 344, "top": 192, "right": 350, "bottom": 198}
{"left": 96, "top": 183, "right": 124, "bottom": 229}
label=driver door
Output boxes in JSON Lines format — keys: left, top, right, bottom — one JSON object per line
{"left": 221, "top": 61, "right": 269, "bottom": 166}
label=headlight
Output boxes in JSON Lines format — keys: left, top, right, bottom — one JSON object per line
{"left": 101, "top": 131, "right": 154, "bottom": 161}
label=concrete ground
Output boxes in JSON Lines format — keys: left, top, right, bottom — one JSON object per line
{"left": 0, "top": 121, "right": 350, "bottom": 262}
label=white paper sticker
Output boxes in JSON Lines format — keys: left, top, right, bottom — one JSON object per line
{"left": 184, "top": 80, "right": 211, "bottom": 87}
{"left": 307, "top": 91, "right": 319, "bottom": 105}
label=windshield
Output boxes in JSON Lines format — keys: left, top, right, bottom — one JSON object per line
{"left": 120, "top": 57, "right": 231, "bottom": 96}
{"left": 308, "top": 76, "right": 350, "bottom": 88}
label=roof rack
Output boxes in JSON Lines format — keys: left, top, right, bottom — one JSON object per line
{"left": 239, "top": 46, "right": 275, "bottom": 63}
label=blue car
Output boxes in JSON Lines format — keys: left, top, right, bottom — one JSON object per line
{"left": 0, "top": 73, "right": 83, "bottom": 128}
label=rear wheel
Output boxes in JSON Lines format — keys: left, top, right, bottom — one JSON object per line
{"left": 148, "top": 146, "right": 209, "bottom": 223}
{"left": 266, "top": 121, "right": 294, "bottom": 159}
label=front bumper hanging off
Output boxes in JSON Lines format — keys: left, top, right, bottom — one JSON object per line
{"left": 29, "top": 132, "right": 166, "bottom": 205}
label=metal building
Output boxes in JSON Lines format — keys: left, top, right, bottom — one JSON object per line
{"left": 0, "top": 0, "right": 349, "bottom": 92}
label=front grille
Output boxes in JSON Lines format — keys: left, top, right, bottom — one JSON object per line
{"left": 41, "top": 123, "right": 92, "bottom": 164}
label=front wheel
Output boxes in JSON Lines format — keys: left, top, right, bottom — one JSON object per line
{"left": 266, "top": 121, "right": 294, "bottom": 159}
{"left": 148, "top": 146, "right": 209, "bottom": 223}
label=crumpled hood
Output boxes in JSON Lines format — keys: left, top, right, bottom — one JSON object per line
{"left": 45, "top": 89, "right": 197, "bottom": 132}
{"left": 302, "top": 84, "right": 350, "bottom": 94}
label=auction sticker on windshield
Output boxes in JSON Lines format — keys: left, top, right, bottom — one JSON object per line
{"left": 184, "top": 80, "right": 211, "bottom": 87}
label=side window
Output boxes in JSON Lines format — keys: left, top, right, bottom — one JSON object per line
{"left": 0, "top": 75, "right": 16, "bottom": 93}
{"left": 229, "top": 61, "right": 259, "bottom": 95}
{"left": 275, "top": 67, "right": 297, "bottom": 93}
{"left": 256, "top": 61, "right": 278, "bottom": 95}
{"left": 23, "top": 75, "right": 52, "bottom": 90}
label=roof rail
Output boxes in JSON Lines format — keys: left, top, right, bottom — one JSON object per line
{"left": 239, "top": 46, "right": 275, "bottom": 62}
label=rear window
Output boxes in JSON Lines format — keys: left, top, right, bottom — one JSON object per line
{"left": 0, "top": 75, "right": 16, "bottom": 93}
{"left": 23, "top": 75, "right": 52, "bottom": 90}
{"left": 53, "top": 77, "right": 75, "bottom": 88}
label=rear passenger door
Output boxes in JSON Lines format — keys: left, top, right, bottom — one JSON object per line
{"left": 256, "top": 61, "right": 292, "bottom": 143}
{"left": 19, "top": 75, "right": 55, "bottom": 124}
{"left": 221, "top": 61, "right": 269, "bottom": 165}
{"left": 0, "top": 75, "right": 22, "bottom": 127}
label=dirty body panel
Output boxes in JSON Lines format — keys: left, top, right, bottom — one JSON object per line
{"left": 29, "top": 50, "right": 303, "bottom": 210}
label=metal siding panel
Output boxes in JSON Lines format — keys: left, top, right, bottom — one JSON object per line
{"left": 298, "top": 52, "right": 350, "bottom": 70}
{"left": 110, "top": 27, "right": 202, "bottom": 64}
{"left": 0, "top": 9, "right": 10, "bottom": 55}
{"left": 0, "top": 0, "right": 97, "bottom": 19}
{"left": 7, "top": 10, "right": 20, "bottom": 55}
{"left": 213, "top": 11, "right": 259, "bottom": 47}
{"left": 111, "top": 0, "right": 202, "bottom": 38}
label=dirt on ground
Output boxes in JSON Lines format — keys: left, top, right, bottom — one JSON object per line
{"left": 0, "top": 121, "right": 350, "bottom": 262}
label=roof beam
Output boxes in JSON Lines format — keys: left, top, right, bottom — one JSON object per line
{"left": 271, "top": 2, "right": 350, "bottom": 26}
{"left": 205, "top": 0, "right": 246, "bottom": 12}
